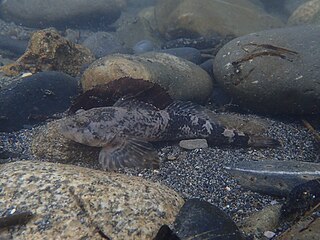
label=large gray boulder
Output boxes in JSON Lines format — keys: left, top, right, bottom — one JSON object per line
{"left": 0, "top": 0, "right": 126, "bottom": 28}
{"left": 213, "top": 25, "right": 320, "bottom": 115}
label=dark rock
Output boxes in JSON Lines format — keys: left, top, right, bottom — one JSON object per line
{"left": 214, "top": 25, "right": 320, "bottom": 115}
{"left": 0, "top": 71, "right": 78, "bottom": 132}
{"left": 0, "top": 35, "right": 28, "bottom": 56}
{"left": 69, "top": 77, "right": 172, "bottom": 113}
{"left": 281, "top": 178, "right": 320, "bottom": 221}
{"left": 200, "top": 59, "right": 214, "bottom": 77}
{"left": 173, "top": 199, "right": 244, "bottom": 240}
{"left": 225, "top": 160, "right": 320, "bottom": 197}
{"left": 154, "top": 225, "right": 180, "bottom": 240}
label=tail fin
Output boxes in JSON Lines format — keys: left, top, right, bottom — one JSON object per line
{"left": 248, "top": 135, "right": 280, "bottom": 148}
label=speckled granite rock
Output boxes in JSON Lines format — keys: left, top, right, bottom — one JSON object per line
{"left": 0, "top": 161, "right": 184, "bottom": 239}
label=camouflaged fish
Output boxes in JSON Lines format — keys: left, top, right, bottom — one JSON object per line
{"left": 59, "top": 99, "right": 279, "bottom": 170}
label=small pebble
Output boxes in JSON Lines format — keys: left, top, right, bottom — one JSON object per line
{"left": 264, "top": 230, "right": 276, "bottom": 239}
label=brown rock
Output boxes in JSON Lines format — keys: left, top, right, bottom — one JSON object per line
{"left": 81, "top": 52, "right": 213, "bottom": 103}
{"left": 154, "top": 0, "right": 284, "bottom": 38}
{"left": 0, "top": 160, "right": 184, "bottom": 239}
{"left": 0, "top": 29, "right": 95, "bottom": 77}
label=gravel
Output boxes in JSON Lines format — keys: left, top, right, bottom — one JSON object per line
{"left": 1, "top": 113, "right": 318, "bottom": 223}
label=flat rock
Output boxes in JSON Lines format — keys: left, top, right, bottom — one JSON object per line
{"left": 0, "top": 161, "right": 184, "bottom": 239}
{"left": 154, "top": 0, "right": 283, "bottom": 38}
{"left": 0, "top": 72, "right": 78, "bottom": 132}
{"left": 0, "top": 0, "right": 125, "bottom": 28}
{"left": 225, "top": 160, "right": 320, "bottom": 196}
{"left": 81, "top": 52, "right": 213, "bottom": 103}
{"left": 214, "top": 25, "right": 320, "bottom": 114}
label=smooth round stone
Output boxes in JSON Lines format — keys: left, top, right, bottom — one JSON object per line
{"left": 81, "top": 52, "right": 213, "bottom": 103}
{"left": 0, "top": 0, "right": 125, "bottom": 28}
{"left": 0, "top": 72, "right": 78, "bottom": 132}
{"left": 82, "top": 32, "right": 126, "bottom": 58}
{"left": 214, "top": 25, "right": 320, "bottom": 115}
{"left": 0, "top": 161, "right": 184, "bottom": 239}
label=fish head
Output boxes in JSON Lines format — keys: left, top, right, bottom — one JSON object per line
{"left": 58, "top": 110, "right": 111, "bottom": 147}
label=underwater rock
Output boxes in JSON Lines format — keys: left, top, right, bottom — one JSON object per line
{"left": 288, "top": 0, "right": 320, "bottom": 25}
{"left": 173, "top": 199, "right": 244, "bottom": 240}
{"left": 280, "top": 178, "right": 320, "bottom": 221}
{"left": 31, "top": 120, "right": 100, "bottom": 166}
{"left": 154, "top": 0, "right": 283, "bottom": 38}
{"left": 116, "top": 10, "right": 162, "bottom": 50}
{"left": 0, "top": 160, "right": 184, "bottom": 239}
{"left": 0, "top": 29, "right": 95, "bottom": 77}
{"left": 0, "top": 71, "right": 78, "bottom": 132}
{"left": 239, "top": 204, "right": 281, "bottom": 239}
{"left": 82, "top": 31, "right": 126, "bottom": 58}
{"left": 214, "top": 25, "right": 320, "bottom": 114}
{"left": 158, "top": 47, "right": 202, "bottom": 65}
{"left": 81, "top": 52, "right": 213, "bottom": 103}
{"left": 225, "top": 160, "right": 320, "bottom": 196}
{"left": 278, "top": 214, "right": 320, "bottom": 240}
{"left": 0, "top": 0, "right": 125, "bottom": 28}
{"left": 68, "top": 77, "right": 172, "bottom": 113}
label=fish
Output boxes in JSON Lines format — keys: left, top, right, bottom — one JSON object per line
{"left": 59, "top": 99, "right": 279, "bottom": 170}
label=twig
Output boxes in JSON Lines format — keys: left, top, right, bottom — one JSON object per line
{"left": 302, "top": 119, "right": 320, "bottom": 142}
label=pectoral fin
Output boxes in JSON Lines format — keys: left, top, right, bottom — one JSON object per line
{"left": 99, "top": 137, "right": 159, "bottom": 170}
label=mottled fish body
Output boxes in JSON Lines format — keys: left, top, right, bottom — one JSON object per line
{"left": 60, "top": 100, "right": 278, "bottom": 170}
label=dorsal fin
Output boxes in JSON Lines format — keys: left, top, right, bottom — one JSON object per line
{"left": 165, "top": 101, "right": 210, "bottom": 119}
{"left": 113, "top": 97, "right": 160, "bottom": 111}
